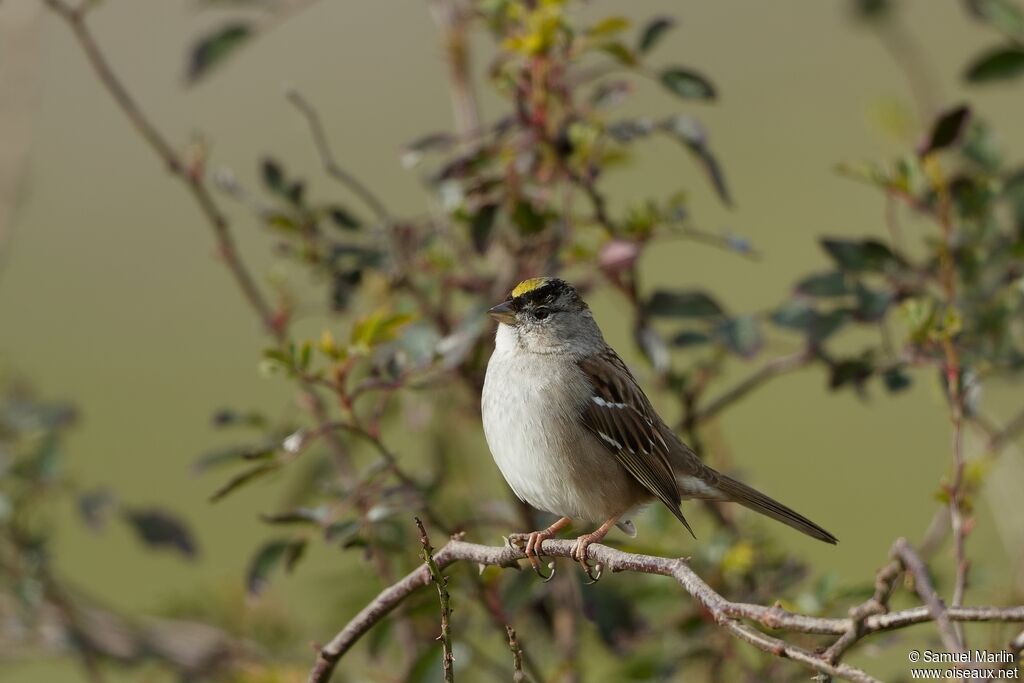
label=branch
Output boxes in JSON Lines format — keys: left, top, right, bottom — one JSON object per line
{"left": 285, "top": 89, "right": 392, "bottom": 224}
{"left": 426, "top": 0, "right": 481, "bottom": 142}
{"left": 40, "top": 0, "right": 279, "bottom": 338}
{"left": 692, "top": 350, "right": 813, "bottom": 425}
{"left": 505, "top": 625, "right": 526, "bottom": 683}
{"left": 305, "top": 538, "right": 1024, "bottom": 683}
{"left": 416, "top": 518, "right": 454, "bottom": 683}
{"left": 891, "top": 537, "right": 964, "bottom": 654}
{"left": 987, "top": 407, "right": 1024, "bottom": 453}
{"left": 39, "top": 0, "right": 369, "bottom": 491}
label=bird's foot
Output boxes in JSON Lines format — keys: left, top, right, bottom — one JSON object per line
{"left": 570, "top": 534, "right": 604, "bottom": 583}
{"left": 506, "top": 517, "right": 571, "bottom": 582}
{"left": 507, "top": 530, "right": 557, "bottom": 581}
{"left": 570, "top": 517, "right": 618, "bottom": 584}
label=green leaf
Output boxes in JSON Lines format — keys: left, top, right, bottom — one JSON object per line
{"left": 324, "top": 519, "right": 362, "bottom": 545}
{"left": 854, "top": 284, "right": 893, "bottom": 322}
{"left": 965, "top": 46, "right": 1024, "bottom": 82}
{"left": 15, "top": 432, "right": 62, "bottom": 482}
{"left": 261, "top": 158, "right": 285, "bottom": 194}
{"left": 919, "top": 104, "right": 971, "bottom": 156}
{"left": 659, "top": 115, "right": 731, "bottom": 205}
{"left": 965, "top": 0, "right": 1024, "bottom": 41}
{"left": 795, "top": 271, "right": 851, "bottom": 297}
{"left": 829, "top": 357, "right": 874, "bottom": 390}
{"left": 808, "top": 310, "right": 850, "bottom": 345}
{"left": 636, "top": 325, "right": 670, "bottom": 374}
{"left": 469, "top": 203, "right": 498, "bottom": 254}
{"left": 647, "top": 290, "right": 725, "bottom": 318}
{"left": 771, "top": 299, "right": 815, "bottom": 330}
{"left": 580, "top": 583, "right": 643, "bottom": 650}
{"left": 820, "top": 238, "right": 904, "bottom": 273}
{"left": 260, "top": 507, "right": 328, "bottom": 526}
{"left": 599, "top": 42, "right": 638, "bottom": 66}
{"left": 211, "top": 408, "right": 267, "bottom": 429}
{"left": 853, "top": 0, "right": 891, "bottom": 20}
{"left": 658, "top": 67, "right": 716, "bottom": 100}
{"left": 351, "top": 311, "right": 415, "bottom": 350}
{"left": 327, "top": 206, "right": 360, "bottom": 230}
{"left": 717, "top": 315, "right": 762, "bottom": 358}
{"left": 607, "top": 118, "right": 654, "bottom": 143}
{"left": 883, "top": 366, "right": 912, "bottom": 393}
{"left": 511, "top": 200, "right": 546, "bottom": 234}
{"left": 285, "top": 180, "right": 305, "bottom": 207}
{"left": 588, "top": 16, "right": 631, "bottom": 37}
{"left": 671, "top": 330, "right": 711, "bottom": 347}
{"left": 192, "top": 441, "right": 276, "bottom": 474}
{"left": 637, "top": 16, "right": 675, "bottom": 54}
{"left": 406, "top": 648, "right": 443, "bottom": 683}
{"left": 962, "top": 120, "right": 1003, "bottom": 171}
{"left": 186, "top": 23, "right": 252, "bottom": 84}
{"left": 78, "top": 488, "right": 115, "bottom": 531}
{"left": 590, "top": 81, "right": 633, "bottom": 109}
{"left": 246, "top": 539, "right": 304, "bottom": 596}
{"left": 209, "top": 462, "right": 279, "bottom": 502}
{"left": 264, "top": 211, "right": 300, "bottom": 232}
{"left": 122, "top": 508, "right": 198, "bottom": 559}
{"left": 285, "top": 539, "right": 307, "bottom": 573}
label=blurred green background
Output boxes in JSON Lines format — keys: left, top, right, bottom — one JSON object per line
{"left": 1, "top": 1, "right": 1022, "bottom": 681}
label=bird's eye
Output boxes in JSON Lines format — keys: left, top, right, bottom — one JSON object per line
{"left": 534, "top": 307, "right": 551, "bottom": 320}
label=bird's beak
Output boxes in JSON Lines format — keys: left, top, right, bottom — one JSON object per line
{"left": 487, "top": 301, "right": 517, "bottom": 326}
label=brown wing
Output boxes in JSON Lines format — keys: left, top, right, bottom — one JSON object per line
{"left": 577, "top": 348, "right": 696, "bottom": 537}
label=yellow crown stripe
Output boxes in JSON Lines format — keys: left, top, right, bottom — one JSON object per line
{"left": 511, "top": 277, "right": 552, "bottom": 298}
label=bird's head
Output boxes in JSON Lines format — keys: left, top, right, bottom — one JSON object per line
{"left": 488, "top": 278, "right": 602, "bottom": 354}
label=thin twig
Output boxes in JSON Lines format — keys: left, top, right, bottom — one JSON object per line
{"left": 305, "top": 539, "right": 1024, "bottom": 683}
{"left": 285, "top": 89, "right": 392, "bottom": 224}
{"left": 823, "top": 559, "right": 902, "bottom": 664}
{"left": 39, "top": 0, "right": 369, "bottom": 491}
{"left": 930, "top": 156, "right": 970, "bottom": 652}
{"left": 416, "top": 518, "right": 454, "bottom": 683}
{"left": 505, "top": 625, "right": 526, "bottom": 683}
{"left": 426, "top": 0, "right": 481, "bottom": 142}
{"left": 987, "top": 408, "right": 1024, "bottom": 453}
{"left": 691, "top": 350, "right": 813, "bottom": 426}
{"left": 891, "top": 537, "right": 964, "bottom": 655}
{"left": 40, "top": 0, "right": 280, "bottom": 337}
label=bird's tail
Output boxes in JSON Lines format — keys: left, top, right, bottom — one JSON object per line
{"left": 712, "top": 473, "right": 838, "bottom": 544}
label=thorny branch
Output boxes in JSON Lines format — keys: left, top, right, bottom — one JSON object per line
{"left": 38, "top": 0, "right": 431, "bottom": 664}
{"left": 306, "top": 537, "right": 1024, "bottom": 683}
{"left": 891, "top": 538, "right": 963, "bottom": 656}
{"left": 505, "top": 625, "right": 527, "bottom": 683}
{"left": 40, "top": 4, "right": 1024, "bottom": 683}
{"left": 416, "top": 518, "right": 454, "bottom": 683}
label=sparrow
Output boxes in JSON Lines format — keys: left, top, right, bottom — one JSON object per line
{"left": 480, "top": 277, "right": 836, "bottom": 581}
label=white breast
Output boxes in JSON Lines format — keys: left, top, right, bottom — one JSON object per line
{"left": 481, "top": 325, "right": 647, "bottom": 523}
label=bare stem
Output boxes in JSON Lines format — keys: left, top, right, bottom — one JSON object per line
{"left": 691, "top": 350, "right": 813, "bottom": 426}
{"left": 931, "top": 156, "right": 969, "bottom": 651}
{"left": 285, "top": 89, "right": 392, "bottom": 224}
{"left": 40, "top": 0, "right": 279, "bottom": 337}
{"left": 427, "top": 0, "right": 481, "bottom": 141}
{"left": 416, "top": 518, "right": 454, "bottom": 683}
{"left": 505, "top": 625, "right": 526, "bottom": 683}
{"left": 892, "top": 537, "right": 964, "bottom": 655}
{"left": 306, "top": 538, "right": 1024, "bottom": 683}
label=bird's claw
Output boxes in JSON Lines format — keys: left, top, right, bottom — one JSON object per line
{"left": 571, "top": 537, "right": 603, "bottom": 584}
{"left": 509, "top": 531, "right": 557, "bottom": 582}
